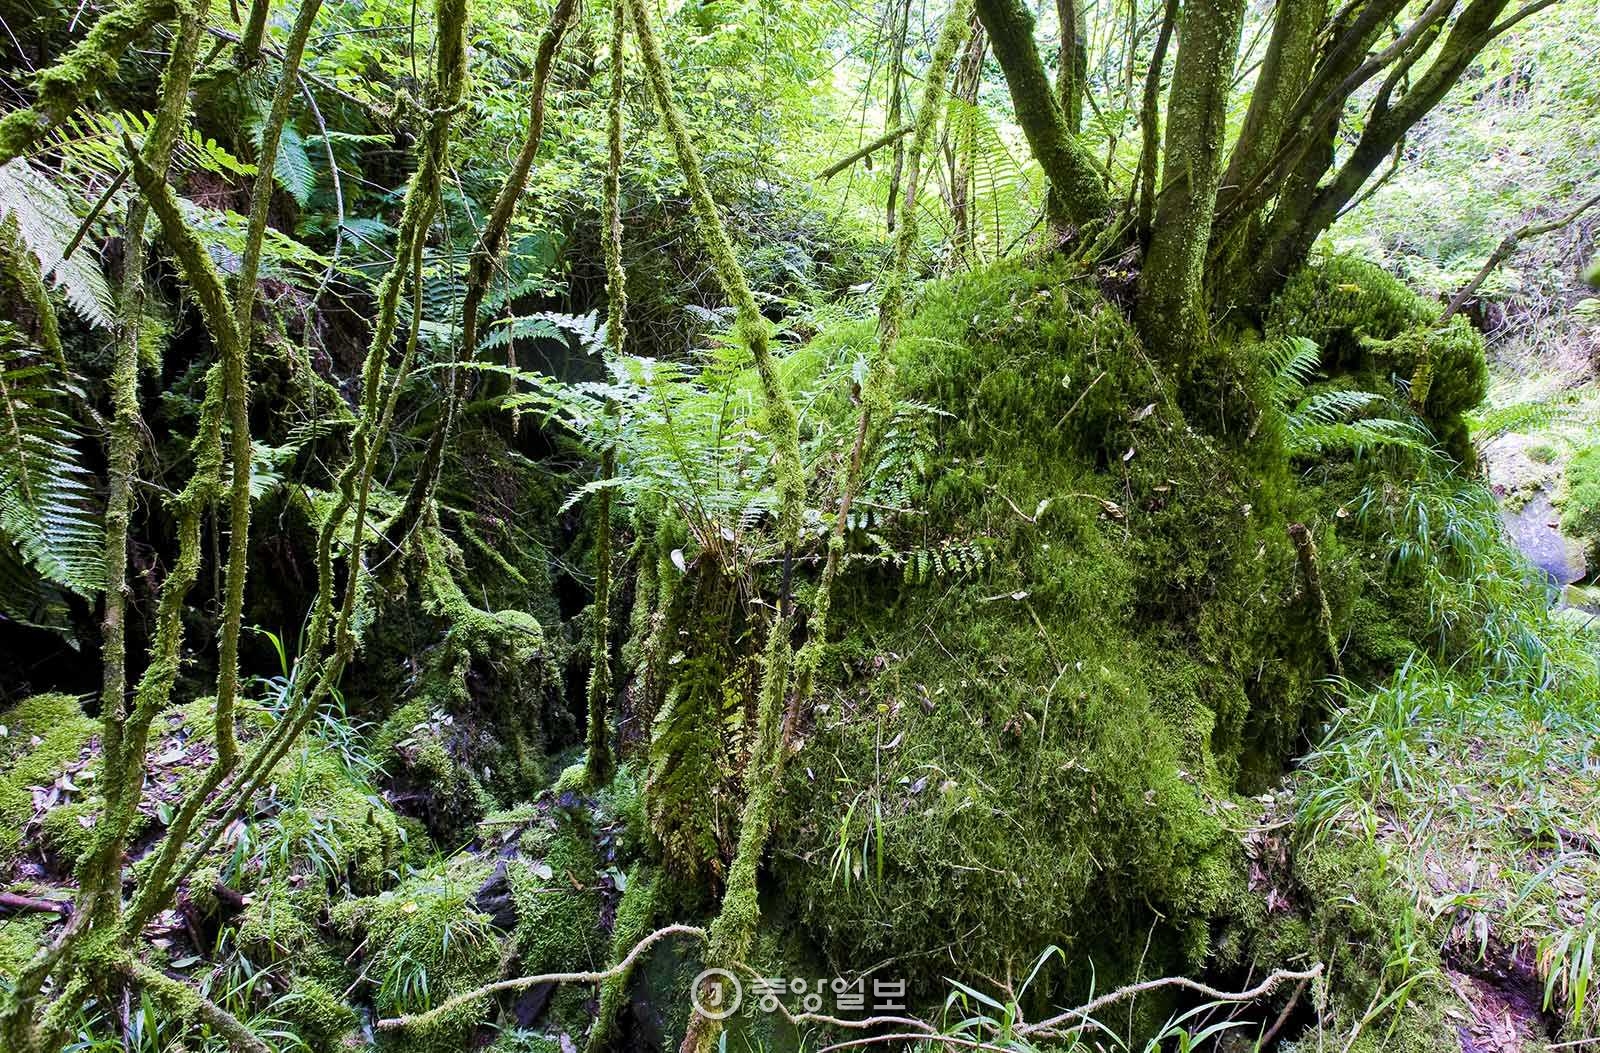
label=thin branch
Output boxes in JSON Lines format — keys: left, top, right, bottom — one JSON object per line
{"left": 375, "top": 924, "right": 706, "bottom": 1032}
{"left": 1024, "top": 963, "right": 1323, "bottom": 1036}
{"left": 816, "top": 121, "right": 914, "bottom": 181}
{"left": 1441, "top": 188, "right": 1600, "bottom": 322}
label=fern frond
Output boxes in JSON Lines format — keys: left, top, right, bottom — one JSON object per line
{"left": 270, "top": 123, "right": 316, "bottom": 206}
{"left": 1264, "top": 335, "right": 1322, "bottom": 409}
{"left": 1295, "top": 389, "right": 1385, "bottom": 425}
{"left": 0, "top": 160, "right": 116, "bottom": 326}
{"left": 1287, "top": 417, "right": 1432, "bottom": 457}
{"left": 0, "top": 343, "right": 104, "bottom": 594}
{"left": 1468, "top": 394, "right": 1581, "bottom": 441}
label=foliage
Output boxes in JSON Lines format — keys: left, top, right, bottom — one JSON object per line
{"left": 0, "top": 338, "right": 104, "bottom": 594}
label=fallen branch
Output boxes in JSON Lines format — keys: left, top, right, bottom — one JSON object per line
{"left": 118, "top": 959, "right": 272, "bottom": 1053}
{"left": 0, "top": 892, "right": 71, "bottom": 915}
{"left": 374, "top": 923, "right": 706, "bottom": 1032}
{"left": 1024, "top": 963, "right": 1323, "bottom": 1036}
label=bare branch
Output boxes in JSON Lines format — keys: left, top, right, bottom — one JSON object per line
{"left": 1441, "top": 188, "right": 1600, "bottom": 322}
{"left": 375, "top": 924, "right": 707, "bottom": 1032}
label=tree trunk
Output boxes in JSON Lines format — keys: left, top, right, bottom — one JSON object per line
{"left": 974, "top": 0, "right": 1110, "bottom": 228}
{"left": 1134, "top": 0, "right": 1246, "bottom": 359}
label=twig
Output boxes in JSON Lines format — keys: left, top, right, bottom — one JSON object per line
{"left": 1023, "top": 963, "right": 1323, "bottom": 1036}
{"left": 300, "top": 78, "right": 343, "bottom": 330}
{"left": 1260, "top": 977, "right": 1308, "bottom": 1046}
{"left": 202, "top": 24, "right": 385, "bottom": 119}
{"left": 60, "top": 168, "right": 128, "bottom": 262}
{"left": 374, "top": 923, "right": 706, "bottom": 1031}
{"left": 814, "top": 1034, "right": 1020, "bottom": 1053}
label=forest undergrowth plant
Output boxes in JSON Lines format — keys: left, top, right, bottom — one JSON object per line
{"left": 1294, "top": 460, "right": 1600, "bottom": 1040}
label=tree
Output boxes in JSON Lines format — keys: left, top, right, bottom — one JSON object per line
{"left": 969, "top": 0, "right": 1564, "bottom": 358}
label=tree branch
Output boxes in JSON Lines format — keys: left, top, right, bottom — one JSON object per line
{"left": 815, "top": 122, "right": 913, "bottom": 181}
{"left": 375, "top": 924, "right": 706, "bottom": 1032}
{"left": 1441, "top": 188, "right": 1600, "bottom": 322}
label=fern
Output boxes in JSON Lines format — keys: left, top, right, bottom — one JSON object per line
{"left": 0, "top": 160, "right": 116, "bottom": 326}
{"left": 1265, "top": 335, "right": 1433, "bottom": 458}
{"left": 0, "top": 340, "right": 104, "bottom": 594}
{"left": 270, "top": 123, "right": 317, "bottom": 206}
{"left": 1468, "top": 393, "right": 1582, "bottom": 441}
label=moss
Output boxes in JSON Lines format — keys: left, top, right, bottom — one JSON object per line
{"left": 261, "top": 745, "right": 408, "bottom": 896}
{"left": 375, "top": 699, "right": 500, "bottom": 839}
{"left": 0, "top": 914, "right": 51, "bottom": 984}
{"left": 0, "top": 693, "right": 95, "bottom": 866}
{"left": 742, "top": 262, "right": 1336, "bottom": 1019}
{"left": 1279, "top": 833, "right": 1455, "bottom": 1053}
{"left": 277, "top": 976, "right": 361, "bottom": 1052}
{"left": 1559, "top": 444, "right": 1600, "bottom": 560}
{"left": 644, "top": 558, "right": 751, "bottom": 886}
{"left": 333, "top": 859, "right": 499, "bottom": 1053}
{"left": 1266, "top": 256, "right": 1489, "bottom": 465}
{"left": 588, "top": 866, "right": 661, "bottom": 1053}
{"left": 507, "top": 813, "right": 606, "bottom": 1025}
{"left": 361, "top": 526, "right": 565, "bottom": 841}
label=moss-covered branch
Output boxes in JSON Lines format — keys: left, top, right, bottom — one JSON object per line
{"left": 973, "top": 0, "right": 1109, "bottom": 228}
{"left": 791, "top": 0, "right": 971, "bottom": 718}
{"left": 585, "top": 0, "right": 628, "bottom": 789}
{"left": 77, "top": 0, "right": 215, "bottom": 933}
{"left": 118, "top": 959, "right": 273, "bottom": 1053}
{"left": 625, "top": 0, "right": 805, "bottom": 548}
{"left": 211, "top": 0, "right": 324, "bottom": 768}
{"left": 0, "top": 0, "right": 176, "bottom": 167}
{"left": 1133, "top": 0, "right": 1246, "bottom": 359}
{"left": 394, "top": 0, "right": 576, "bottom": 545}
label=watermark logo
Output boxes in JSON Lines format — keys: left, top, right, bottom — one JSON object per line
{"left": 689, "top": 968, "right": 743, "bottom": 1020}
{"left": 690, "top": 974, "right": 908, "bottom": 1018}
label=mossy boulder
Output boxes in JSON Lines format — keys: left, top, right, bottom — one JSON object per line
{"left": 1267, "top": 256, "right": 1489, "bottom": 464}
{"left": 332, "top": 859, "right": 499, "bottom": 1053}
{"left": 1558, "top": 444, "right": 1600, "bottom": 561}
{"left": 754, "top": 262, "right": 1342, "bottom": 1009}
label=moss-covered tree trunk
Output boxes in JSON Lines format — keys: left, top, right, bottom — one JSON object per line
{"left": 974, "top": 0, "right": 1109, "bottom": 229}
{"left": 1133, "top": 0, "right": 1245, "bottom": 360}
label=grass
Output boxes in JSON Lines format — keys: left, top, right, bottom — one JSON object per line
{"left": 1294, "top": 469, "right": 1600, "bottom": 1041}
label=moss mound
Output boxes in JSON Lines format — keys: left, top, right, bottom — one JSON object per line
{"left": 1559, "top": 443, "right": 1600, "bottom": 561}
{"left": 1266, "top": 256, "right": 1489, "bottom": 463}
{"left": 764, "top": 262, "right": 1345, "bottom": 1006}
{"left": 0, "top": 692, "right": 95, "bottom": 867}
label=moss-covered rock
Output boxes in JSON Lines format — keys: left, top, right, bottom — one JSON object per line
{"left": 1558, "top": 444, "right": 1600, "bottom": 561}
{"left": 0, "top": 692, "right": 95, "bottom": 867}
{"left": 332, "top": 859, "right": 499, "bottom": 1053}
{"left": 278, "top": 975, "right": 362, "bottom": 1052}
{"left": 706, "top": 262, "right": 1341, "bottom": 1013}
{"left": 1267, "top": 256, "right": 1489, "bottom": 464}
